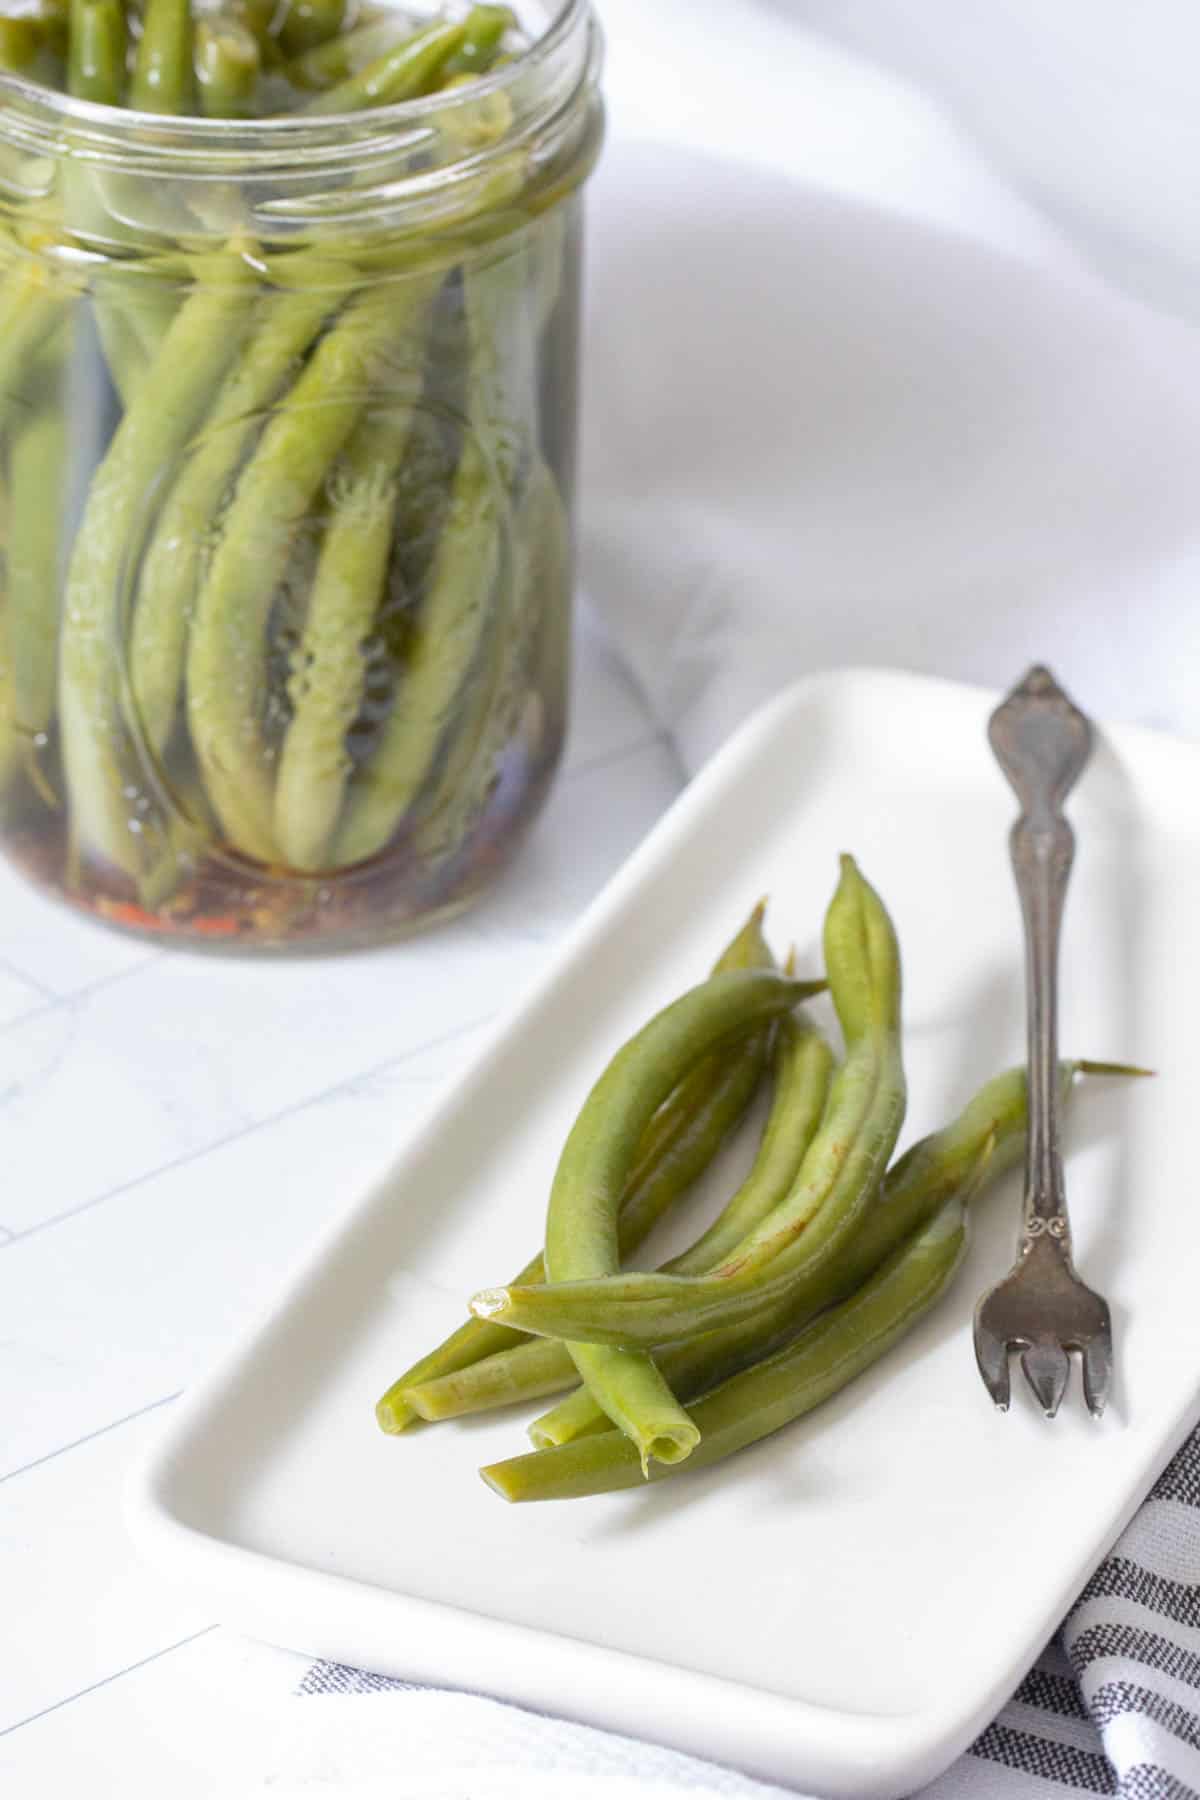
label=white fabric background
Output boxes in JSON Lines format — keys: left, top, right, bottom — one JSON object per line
{"left": 580, "top": 138, "right": 1200, "bottom": 770}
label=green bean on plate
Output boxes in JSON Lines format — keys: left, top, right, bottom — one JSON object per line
{"left": 375, "top": 901, "right": 782, "bottom": 1434}
{"left": 375, "top": 867, "right": 1148, "bottom": 1500}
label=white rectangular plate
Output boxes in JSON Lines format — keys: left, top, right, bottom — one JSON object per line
{"left": 130, "top": 668, "right": 1199, "bottom": 1798}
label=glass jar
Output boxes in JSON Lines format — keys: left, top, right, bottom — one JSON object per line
{"left": 0, "top": 1, "right": 602, "bottom": 949}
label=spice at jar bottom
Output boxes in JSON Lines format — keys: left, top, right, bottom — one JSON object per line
{"left": 0, "top": 0, "right": 603, "bottom": 950}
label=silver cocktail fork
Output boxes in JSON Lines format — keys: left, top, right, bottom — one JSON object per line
{"left": 973, "top": 666, "right": 1112, "bottom": 1419}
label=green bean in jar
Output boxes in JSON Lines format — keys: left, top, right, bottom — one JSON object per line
{"left": 0, "top": 0, "right": 602, "bottom": 949}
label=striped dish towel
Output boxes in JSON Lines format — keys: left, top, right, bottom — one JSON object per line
{"left": 929, "top": 1418, "right": 1200, "bottom": 1798}
{"left": 268, "top": 1427, "right": 1200, "bottom": 1799}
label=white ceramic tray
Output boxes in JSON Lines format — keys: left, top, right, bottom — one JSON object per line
{"left": 129, "top": 668, "right": 1198, "bottom": 1798}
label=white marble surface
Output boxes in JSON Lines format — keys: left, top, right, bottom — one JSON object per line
{"left": 0, "top": 5, "right": 1188, "bottom": 1794}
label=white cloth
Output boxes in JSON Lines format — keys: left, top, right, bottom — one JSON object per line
{"left": 580, "top": 140, "right": 1200, "bottom": 774}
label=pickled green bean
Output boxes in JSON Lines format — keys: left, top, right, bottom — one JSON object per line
{"left": 0, "top": 13, "right": 43, "bottom": 73}
{"left": 228, "top": 0, "right": 281, "bottom": 55}
{"left": 334, "top": 233, "right": 537, "bottom": 867}
{"left": 277, "top": 0, "right": 345, "bottom": 58}
{"left": 0, "top": 576, "right": 20, "bottom": 797}
{"left": 530, "top": 204, "right": 566, "bottom": 337}
{"left": 537, "top": 968, "right": 826, "bottom": 1472}
{"left": 185, "top": 273, "right": 436, "bottom": 862}
{"left": 65, "top": 0, "right": 169, "bottom": 401}
{"left": 67, "top": 0, "right": 126, "bottom": 103}
{"left": 125, "top": 284, "right": 178, "bottom": 368}
{"left": 481, "top": 1195, "right": 971, "bottom": 1503}
{"left": 304, "top": 13, "right": 467, "bottom": 112}
{"left": 408, "top": 1336, "right": 581, "bottom": 1422}
{"left": 86, "top": 287, "right": 146, "bottom": 406}
{"left": 465, "top": 230, "right": 538, "bottom": 494}
{"left": 472, "top": 856, "right": 906, "bottom": 1348}
{"left": 130, "top": 275, "right": 342, "bottom": 761}
{"left": 382, "top": 1050, "right": 773, "bottom": 1432}
{"left": 195, "top": 15, "right": 261, "bottom": 116}
{"left": 408, "top": 454, "right": 564, "bottom": 866}
{"left": 440, "top": 3, "right": 512, "bottom": 75}
{"left": 522, "top": 455, "right": 571, "bottom": 748}
{"left": 397, "top": 252, "right": 534, "bottom": 867}
{"left": 332, "top": 427, "right": 501, "bottom": 866}
{"left": 0, "top": 262, "right": 71, "bottom": 436}
{"left": 274, "top": 391, "right": 425, "bottom": 869}
{"left": 279, "top": 14, "right": 409, "bottom": 89}
{"left": 375, "top": 905, "right": 777, "bottom": 1434}
{"left": 407, "top": 1013, "right": 834, "bottom": 1427}
{"left": 59, "top": 254, "right": 256, "bottom": 882}
{"left": 665, "top": 1013, "right": 834, "bottom": 1277}
{"left": 130, "top": 0, "right": 194, "bottom": 114}
{"left": 41, "top": 0, "right": 69, "bottom": 52}
{"left": 8, "top": 387, "right": 66, "bottom": 745}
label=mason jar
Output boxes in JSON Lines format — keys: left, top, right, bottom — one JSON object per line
{"left": 0, "top": 0, "right": 602, "bottom": 949}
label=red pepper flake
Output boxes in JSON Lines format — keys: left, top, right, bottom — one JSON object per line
{"left": 187, "top": 915, "right": 243, "bottom": 937}
{"left": 96, "top": 899, "right": 161, "bottom": 930}
{"left": 94, "top": 896, "right": 243, "bottom": 938}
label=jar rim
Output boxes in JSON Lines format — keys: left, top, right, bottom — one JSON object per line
{"left": 0, "top": 0, "right": 596, "bottom": 155}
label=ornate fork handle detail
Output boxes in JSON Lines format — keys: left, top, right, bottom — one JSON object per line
{"left": 989, "top": 667, "right": 1092, "bottom": 1254}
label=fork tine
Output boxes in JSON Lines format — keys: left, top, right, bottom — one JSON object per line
{"left": 973, "top": 1315, "right": 1011, "bottom": 1411}
{"left": 1081, "top": 1324, "right": 1113, "bottom": 1420}
{"left": 1020, "top": 1341, "right": 1071, "bottom": 1418}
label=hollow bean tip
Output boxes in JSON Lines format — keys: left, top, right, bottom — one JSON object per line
{"left": 640, "top": 1424, "right": 701, "bottom": 1477}
{"left": 783, "top": 945, "right": 797, "bottom": 976}
{"left": 469, "top": 1286, "right": 510, "bottom": 1320}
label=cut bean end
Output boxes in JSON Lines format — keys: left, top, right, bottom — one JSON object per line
{"left": 479, "top": 1463, "right": 521, "bottom": 1502}
{"left": 376, "top": 1391, "right": 419, "bottom": 1434}
{"left": 528, "top": 1421, "right": 564, "bottom": 1450}
{"left": 635, "top": 1422, "right": 700, "bottom": 1476}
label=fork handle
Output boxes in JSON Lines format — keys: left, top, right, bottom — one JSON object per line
{"left": 988, "top": 667, "right": 1093, "bottom": 1247}
{"left": 1013, "top": 811, "right": 1073, "bottom": 1236}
